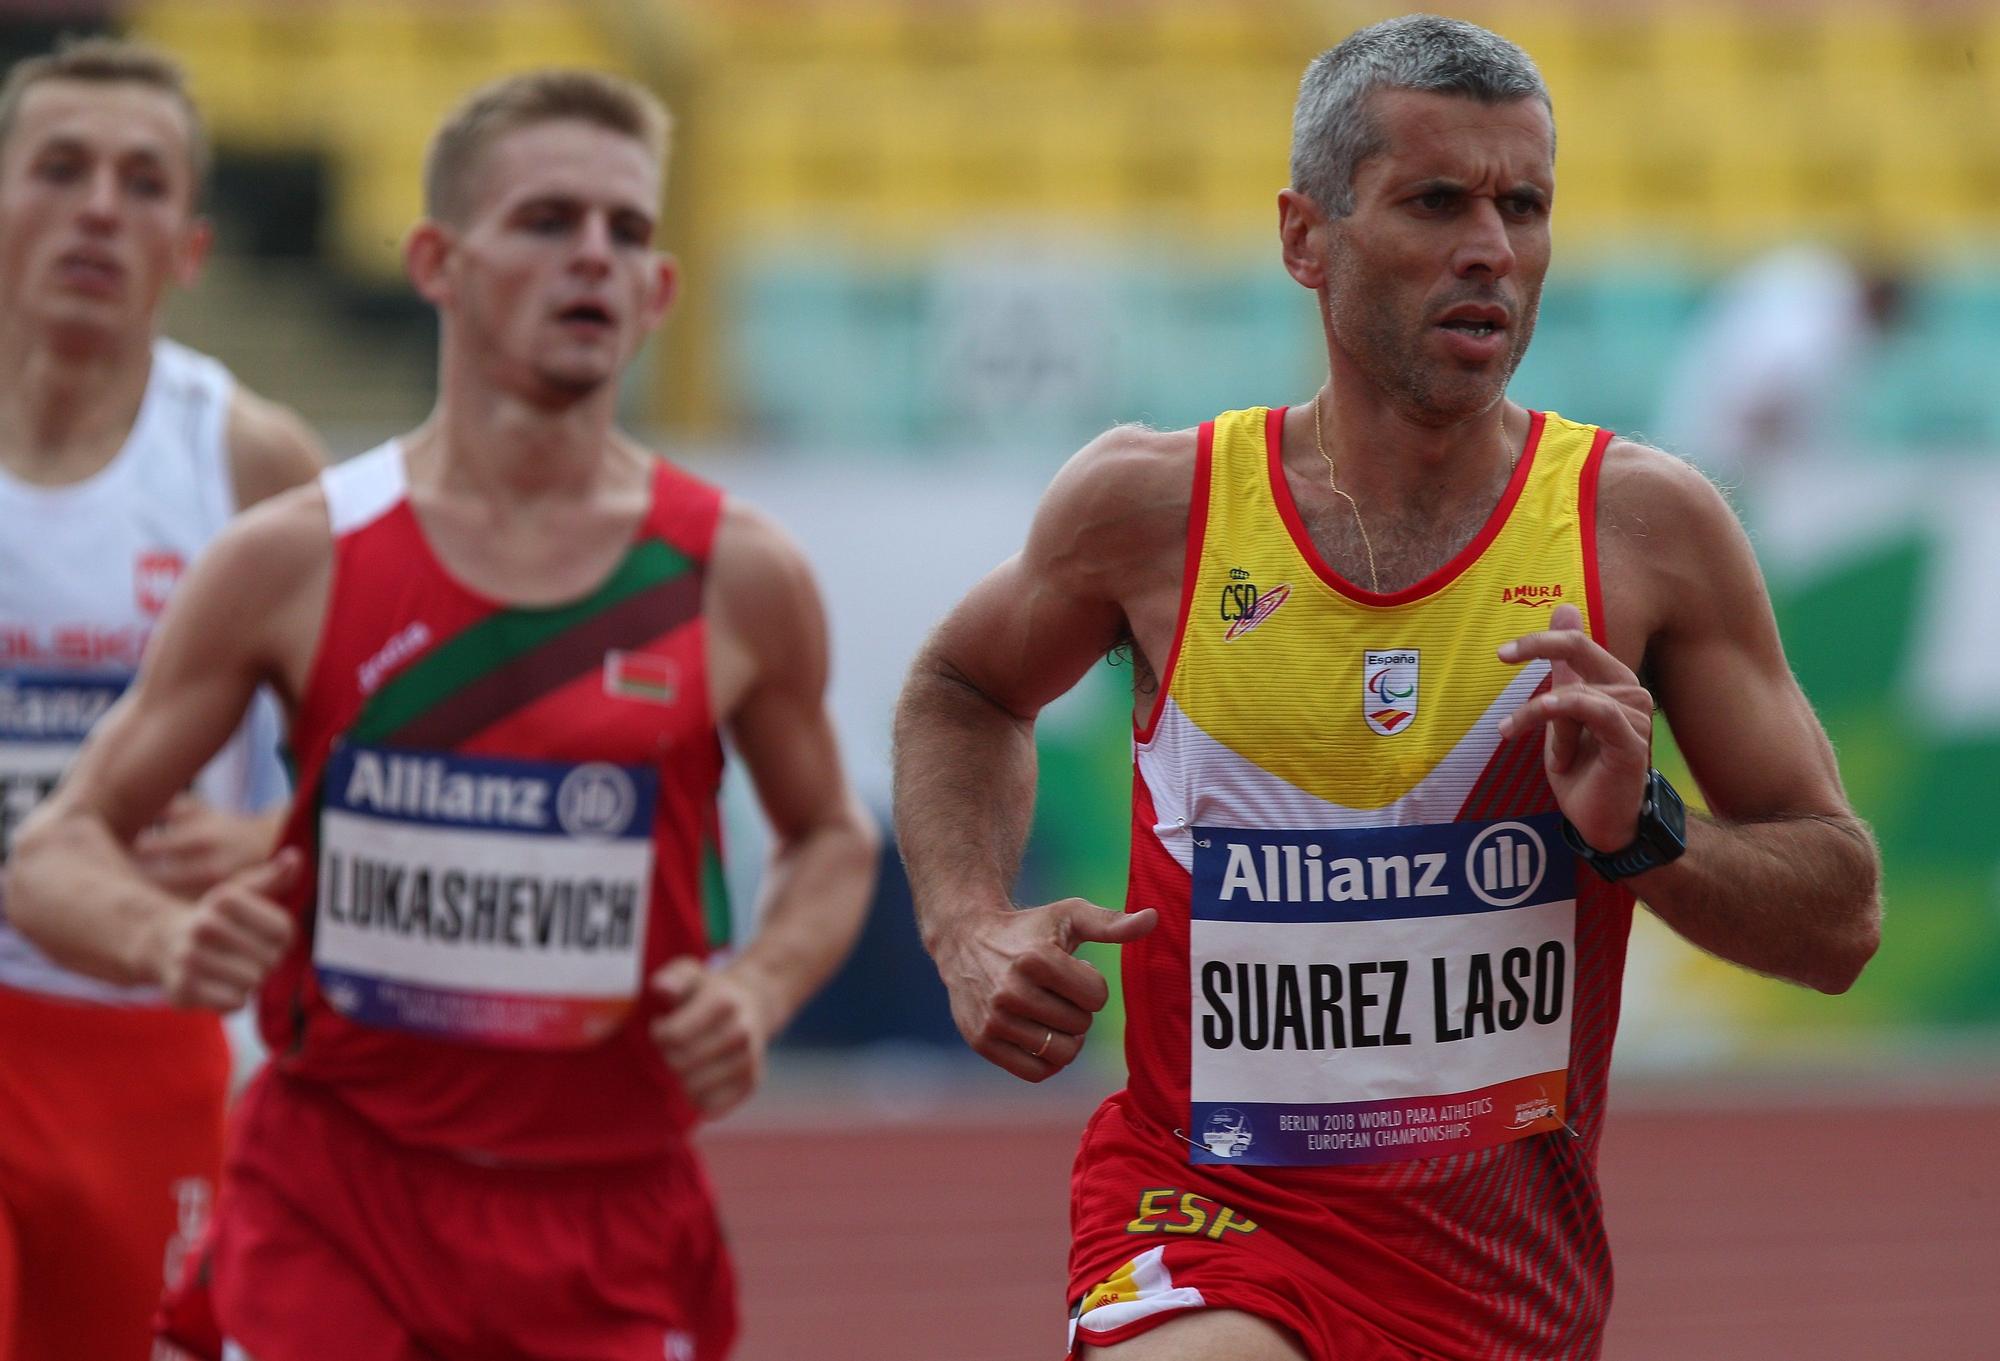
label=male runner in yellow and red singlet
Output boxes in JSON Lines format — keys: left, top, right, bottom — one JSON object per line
{"left": 0, "top": 38, "right": 323, "bottom": 1361}
{"left": 894, "top": 15, "right": 1881, "bottom": 1361}
{"left": 10, "top": 69, "right": 877, "bottom": 1361}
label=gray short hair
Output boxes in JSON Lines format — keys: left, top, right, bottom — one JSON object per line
{"left": 1291, "top": 15, "right": 1550, "bottom": 217}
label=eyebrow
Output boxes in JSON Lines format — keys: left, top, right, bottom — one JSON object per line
{"left": 508, "top": 193, "right": 655, "bottom": 221}
{"left": 33, "top": 134, "right": 172, "bottom": 165}
{"left": 1405, "top": 177, "right": 1549, "bottom": 206}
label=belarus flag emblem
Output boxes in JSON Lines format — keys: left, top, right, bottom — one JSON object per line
{"left": 1363, "top": 649, "right": 1419, "bottom": 735}
{"left": 603, "top": 649, "right": 679, "bottom": 706}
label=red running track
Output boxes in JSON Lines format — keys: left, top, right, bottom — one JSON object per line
{"left": 700, "top": 1091, "right": 2000, "bottom": 1361}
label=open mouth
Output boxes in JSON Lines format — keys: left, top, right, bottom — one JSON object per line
{"left": 57, "top": 252, "right": 124, "bottom": 290}
{"left": 558, "top": 302, "right": 613, "bottom": 325}
{"left": 1435, "top": 303, "right": 1508, "bottom": 336}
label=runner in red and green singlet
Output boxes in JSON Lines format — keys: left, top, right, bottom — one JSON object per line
{"left": 10, "top": 69, "right": 876, "bottom": 1361}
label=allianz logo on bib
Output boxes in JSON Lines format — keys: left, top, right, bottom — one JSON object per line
{"left": 1193, "top": 815, "right": 1569, "bottom": 923}
{"left": 338, "top": 749, "right": 642, "bottom": 839}
{"left": 0, "top": 675, "right": 126, "bottom": 740}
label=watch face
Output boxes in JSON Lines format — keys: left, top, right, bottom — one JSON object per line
{"left": 1649, "top": 771, "right": 1688, "bottom": 846}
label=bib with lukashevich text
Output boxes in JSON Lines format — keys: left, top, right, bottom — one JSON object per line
{"left": 0, "top": 671, "right": 129, "bottom": 862}
{"left": 314, "top": 743, "right": 656, "bottom": 1050}
{"left": 1188, "top": 811, "right": 1575, "bottom": 1166}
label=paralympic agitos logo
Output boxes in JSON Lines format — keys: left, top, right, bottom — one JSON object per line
{"left": 1364, "top": 649, "right": 1419, "bottom": 735}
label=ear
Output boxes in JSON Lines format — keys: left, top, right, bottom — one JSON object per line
{"left": 173, "top": 216, "right": 213, "bottom": 288}
{"left": 1278, "top": 188, "right": 1328, "bottom": 290}
{"left": 404, "top": 219, "right": 453, "bottom": 306}
{"left": 640, "top": 251, "right": 680, "bottom": 332}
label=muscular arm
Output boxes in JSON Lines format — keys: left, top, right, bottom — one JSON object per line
{"left": 1505, "top": 444, "right": 1880, "bottom": 995}
{"left": 7, "top": 493, "right": 328, "bottom": 997}
{"left": 1620, "top": 449, "right": 1880, "bottom": 992}
{"left": 715, "top": 505, "right": 878, "bottom": 1029}
{"left": 117, "top": 384, "right": 332, "bottom": 893}
{"left": 650, "top": 503, "right": 877, "bottom": 1116}
{"left": 892, "top": 427, "right": 1184, "bottom": 1077}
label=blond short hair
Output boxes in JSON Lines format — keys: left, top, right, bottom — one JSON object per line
{"left": 424, "top": 68, "right": 671, "bottom": 224}
{"left": 0, "top": 35, "right": 209, "bottom": 193}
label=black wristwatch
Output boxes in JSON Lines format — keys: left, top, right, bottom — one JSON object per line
{"left": 1561, "top": 769, "right": 1688, "bottom": 880}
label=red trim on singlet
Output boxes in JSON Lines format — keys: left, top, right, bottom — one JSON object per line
{"left": 1578, "top": 426, "right": 1615, "bottom": 649}
{"left": 1133, "top": 422, "right": 1214, "bottom": 744}
{"left": 1268, "top": 406, "right": 1548, "bottom": 608}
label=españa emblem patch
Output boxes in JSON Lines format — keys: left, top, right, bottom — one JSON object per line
{"left": 1364, "top": 649, "right": 1418, "bottom": 735}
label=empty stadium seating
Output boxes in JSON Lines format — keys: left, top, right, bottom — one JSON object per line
{"left": 121, "top": 0, "right": 2000, "bottom": 446}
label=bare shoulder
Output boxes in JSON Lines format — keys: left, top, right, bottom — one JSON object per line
{"left": 1597, "top": 437, "right": 1741, "bottom": 543}
{"left": 1596, "top": 436, "right": 1765, "bottom": 654}
{"left": 709, "top": 495, "right": 827, "bottom": 678}
{"left": 194, "top": 477, "right": 335, "bottom": 606}
{"left": 711, "top": 495, "right": 817, "bottom": 604}
{"left": 1028, "top": 423, "right": 1200, "bottom": 588}
{"left": 1597, "top": 436, "right": 1755, "bottom": 581}
{"left": 225, "top": 386, "right": 327, "bottom": 509}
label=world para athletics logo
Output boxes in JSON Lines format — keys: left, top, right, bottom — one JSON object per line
{"left": 1364, "top": 649, "right": 1419, "bottom": 735}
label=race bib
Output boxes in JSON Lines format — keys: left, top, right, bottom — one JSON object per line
{"left": 314, "top": 744, "right": 657, "bottom": 1051}
{"left": 0, "top": 672, "right": 128, "bottom": 863}
{"left": 1188, "top": 812, "right": 1575, "bottom": 1166}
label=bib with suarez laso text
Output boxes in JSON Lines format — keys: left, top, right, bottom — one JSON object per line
{"left": 1187, "top": 811, "right": 1574, "bottom": 1166}
{"left": 313, "top": 742, "right": 656, "bottom": 1050}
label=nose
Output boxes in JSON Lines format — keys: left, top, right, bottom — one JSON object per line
{"left": 1451, "top": 198, "right": 1516, "bottom": 280}
{"left": 78, "top": 166, "right": 121, "bottom": 230}
{"left": 570, "top": 212, "right": 614, "bottom": 276}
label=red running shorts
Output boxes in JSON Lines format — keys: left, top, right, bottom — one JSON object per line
{"left": 170, "top": 1069, "right": 735, "bottom": 1361}
{"left": 0, "top": 984, "right": 227, "bottom": 1361}
{"left": 1066, "top": 1092, "right": 1426, "bottom": 1361}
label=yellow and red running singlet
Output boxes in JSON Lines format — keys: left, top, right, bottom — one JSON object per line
{"left": 1126, "top": 405, "right": 1634, "bottom": 1163}
{"left": 1109, "top": 405, "right": 1638, "bottom": 1342}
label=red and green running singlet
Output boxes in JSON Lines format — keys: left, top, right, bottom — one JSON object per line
{"left": 260, "top": 441, "right": 731, "bottom": 1165}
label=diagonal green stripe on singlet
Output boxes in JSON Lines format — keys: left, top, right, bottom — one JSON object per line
{"left": 701, "top": 839, "right": 732, "bottom": 949}
{"left": 349, "top": 538, "right": 694, "bottom": 745}
{"left": 387, "top": 574, "right": 701, "bottom": 750}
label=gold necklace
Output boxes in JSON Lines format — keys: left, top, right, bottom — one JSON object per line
{"left": 1310, "top": 390, "right": 1518, "bottom": 596}
{"left": 1312, "top": 390, "right": 1379, "bottom": 593}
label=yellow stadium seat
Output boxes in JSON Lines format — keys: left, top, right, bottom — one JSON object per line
{"left": 972, "top": 4, "right": 1075, "bottom": 67}
{"left": 130, "top": 2, "right": 270, "bottom": 143}
{"left": 488, "top": 2, "right": 620, "bottom": 74}
{"left": 330, "top": 126, "right": 426, "bottom": 279}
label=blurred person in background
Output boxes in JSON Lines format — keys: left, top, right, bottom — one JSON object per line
{"left": 9, "top": 67, "right": 876, "bottom": 1361}
{"left": 895, "top": 15, "right": 1880, "bottom": 1361}
{"left": 1652, "top": 241, "right": 1906, "bottom": 486}
{"left": 0, "top": 36, "right": 321, "bottom": 1361}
